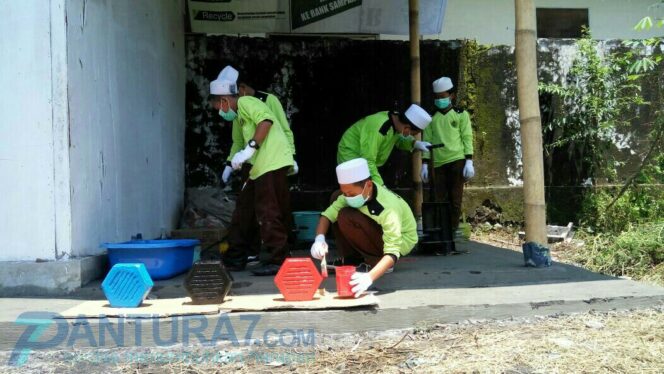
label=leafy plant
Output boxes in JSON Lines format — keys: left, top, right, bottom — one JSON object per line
{"left": 539, "top": 29, "right": 647, "bottom": 185}
{"left": 605, "top": 4, "right": 664, "bottom": 208}
{"left": 579, "top": 187, "right": 664, "bottom": 234}
{"left": 626, "top": 1, "right": 664, "bottom": 74}
{"left": 560, "top": 7, "right": 664, "bottom": 286}
{"left": 560, "top": 222, "right": 664, "bottom": 286}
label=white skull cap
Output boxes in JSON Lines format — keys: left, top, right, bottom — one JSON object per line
{"left": 336, "top": 158, "right": 371, "bottom": 184}
{"left": 404, "top": 104, "right": 432, "bottom": 130}
{"left": 433, "top": 77, "right": 454, "bottom": 93}
{"left": 217, "top": 65, "right": 239, "bottom": 83}
{"left": 210, "top": 79, "right": 238, "bottom": 95}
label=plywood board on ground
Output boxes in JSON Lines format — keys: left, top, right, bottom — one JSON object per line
{"left": 55, "top": 292, "right": 378, "bottom": 319}
{"left": 219, "top": 292, "right": 379, "bottom": 311}
{"left": 56, "top": 297, "right": 219, "bottom": 319}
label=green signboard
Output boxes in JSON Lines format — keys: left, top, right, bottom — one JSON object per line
{"left": 291, "top": 0, "right": 363, "bottom": 29}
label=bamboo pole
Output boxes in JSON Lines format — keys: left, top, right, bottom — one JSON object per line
{"left": 409, "top": 0, "right": 423, "bottom": 219}
{"left": 514, "top": 0, "right": 548, "bottom": 244}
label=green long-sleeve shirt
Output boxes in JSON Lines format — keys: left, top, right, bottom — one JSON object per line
{"left": 227, "top": 119, "right": 246, "bottom": 164}
{"left": 422, "top": 107, "right": 474, "bottom": 167}
{"left": 227, "top": 91, "right": 296, "bottom": 164}
{"left": 321, "top": 183, "right": 418, "bottom": 258}
{"left": 255, "top": 91, "right": 296, "bottom": 156}
{"left": 231, "top": 96, "right": 293, "bottom": 180}
{"left": 337, "top": 111, "right": 415, "bottom": 186}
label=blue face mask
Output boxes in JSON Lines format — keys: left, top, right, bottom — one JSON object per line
{"left": 435, "top": 97, "right": 451, "bottom": 109}
{"left": 345, "top": 183, "right": 368, "bottom": 208}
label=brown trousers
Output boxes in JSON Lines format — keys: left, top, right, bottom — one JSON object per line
{"left": 226, "top": 166, "right": 291, "bottom": 265}
{"left": 332, "top": 207, "right": 385, "bottom": 266}
{"left": 230, "top": 165, "right": 261, "bottom": 257}
{"left": 431, "top": 159, "right": 466, "bottom": 231}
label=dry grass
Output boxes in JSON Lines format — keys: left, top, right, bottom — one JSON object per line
{"left": 470, "top": 224, "right": 523, "bottom": 252}
{"left": 278, "top": 309, "right": 664, "bottom": 373}
{"left": 3, "top": 309, "right": 663, "bottom": 373}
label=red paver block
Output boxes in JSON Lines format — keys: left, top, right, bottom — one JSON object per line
{"left": 274, "top": 258, "right": 323, "bottom": 301}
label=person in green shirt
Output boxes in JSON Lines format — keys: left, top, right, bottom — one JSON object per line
{"left": 310, "top": 158, "right": 418, "bottom": 298}
{"left": 421, "top": 76, "right": 475, "bottom": 234}
{"left": 217, "top": 66, "right": 298, "bottom": 266}
{"left": 337, "top": 104, "right": 433, "bottom": 186}
{"left": 238, "top": 81, "right": 298, "bottom": 174}
{"left": 218, "top": 66, "right": 298, "bottom": 185}
{"left": 215, "top": 66, "right": 296, "bottom": 265}
{"left": 209, "top": 75, "right": 294, "bottom": 276}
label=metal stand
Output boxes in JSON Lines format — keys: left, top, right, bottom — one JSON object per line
{"left": 420, "top": 144, "right": 456, "bottom": 255}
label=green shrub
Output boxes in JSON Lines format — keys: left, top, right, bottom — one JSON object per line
{"left": 579, "top": 187, "right": 664, "bottom": 234}
{"left": 562, "top": 222, "right": 664, "bottom": 285}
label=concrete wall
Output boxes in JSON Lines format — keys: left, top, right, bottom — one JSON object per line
{"left": 66, "top": 0, "right": 186, "bottom": 256}
{"left": 0, "top": 0, "right": 70, "bottom": 261}
{"left": 392, "top": 0, "right": 664, "bottom": 44}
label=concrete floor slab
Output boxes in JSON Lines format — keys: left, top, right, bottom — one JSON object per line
{"left": 1, "top": 240, "right": 662, "bottom": 351}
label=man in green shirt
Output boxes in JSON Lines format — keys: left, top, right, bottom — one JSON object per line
{"left": 219, "top": 66, "right": 298, "bottom": 184}
{"left": 337, "top": 104, "right": 433, "bottom": 186}
{"left": 209, "top": 75, "right": 294, "bottom": 276}
{"left": 310, "top": 158, "right": 418, "bottom": 298}
{"left": 238, "top": 81, "right": 298, "bottom": 174}
{"left": 422, "top": 77, "right": 475, "bottom": 233}
{"left": 216, "top": 66, "right": 298, "bottom": 265}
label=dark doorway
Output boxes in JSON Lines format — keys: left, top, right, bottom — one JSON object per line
{"left": 536, "top": 8, "right": 589, "bottom": 38}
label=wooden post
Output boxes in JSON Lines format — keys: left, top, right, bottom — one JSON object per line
{"left": 514, "top": 0, "right": 548, "bottom": 244}
{"left": 409, "top": 0, "right": 423, "bottom": 219}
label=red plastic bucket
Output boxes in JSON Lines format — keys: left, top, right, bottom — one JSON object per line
{"left": 335, "top": 266, "right": 356, "bottom": 298}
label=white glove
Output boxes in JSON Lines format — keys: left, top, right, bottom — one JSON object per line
{"left": 310, "top": 234, "right": 328, "bottom": 260}
{"left": 349, "top": 272, "right": 373, "bottom": 298}
{"left": 221, "top": 165, "right": 233, "bottom": 184}
{"left": 288, "top": 160, "right": 299, "bottom": 176}
{"left": 413, "top": 141, "right": 432, "bottom": 152}
{"left": 421, "top": 164, "right": 429, "bottom": 183}
{"left": 231, "top": 146, "right": 256, "bottom": 170}
{"left": 463, "top": 159, "right": 475, "bottom": 179}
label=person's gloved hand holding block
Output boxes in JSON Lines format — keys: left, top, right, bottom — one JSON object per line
{"left": 349, "top": 272, "right": 373, "bottom": 298}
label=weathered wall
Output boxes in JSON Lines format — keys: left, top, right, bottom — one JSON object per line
{"left": 538, "top": 39, "right": 657, "bottom": 179}
{"left": 66, "top": 0, "right": 186, "bottom": 256}
{"left": 428, "top": 0, "right": 663, "bottom": 45}
{"left": 187, "top": 36, "right": 659, "bottom": 189}
{"left": 0, "top": 0, "right": 70, "bottom": 261}
{"left": 185, "top": 35, "right": 459, "bottom": 188}
{"left": 186, "top": 35, "right": 661, "bottom": 224}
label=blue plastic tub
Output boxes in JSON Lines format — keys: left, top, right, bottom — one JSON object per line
{"left": 102, "top": 239, "right": 200, "bottom": 280}
{"left": 292, "top": 211, "right": 321, "bottom": 242}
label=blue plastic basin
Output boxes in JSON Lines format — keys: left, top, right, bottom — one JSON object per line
{"left": 292, "top": 211, "right": 321, "bottom": 242}
{"left": 102, "top": 239, "right": 200, "bottom": 280}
